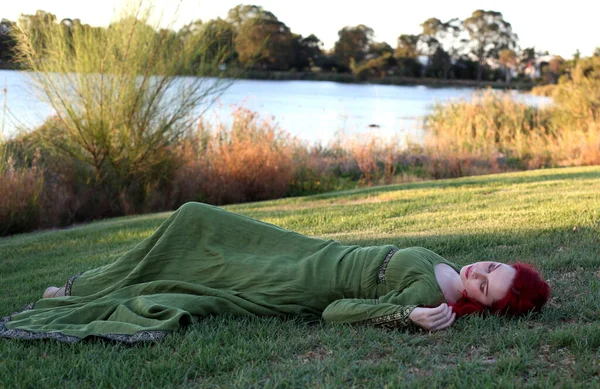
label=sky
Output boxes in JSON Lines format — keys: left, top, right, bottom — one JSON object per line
{"left": 2, "top": 0, "right": 599, "bottom": 59}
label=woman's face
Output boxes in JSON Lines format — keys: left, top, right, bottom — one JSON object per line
{"left": 460, "top": 261, "right": 516, "bottom": 306}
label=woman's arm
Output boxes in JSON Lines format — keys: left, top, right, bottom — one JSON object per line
{"left": 322, "top": 284, "right": 456, "bottom": 331}
{"left": 322, "top": 298, "right": 416, "bottom": 328}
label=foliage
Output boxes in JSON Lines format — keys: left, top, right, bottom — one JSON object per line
{"left": 425, "top": 90, "right": 556, "bottom": 175}
{"left": 334, "top": 24, "right": 374, "bottom": 70}
{"left": 11, "top": 1, "right": 233, "bottom": 214}
{"left": 424, "top": 72, "right": 600, "bottom": 177}
{"left": 0, "top": 5, "right": 565, "bottom": 85}
{"left": 463, "top": 10, "right": 518, "bottom": 80}
{"left": 551, "top": 56, "right": 600, "bottom": 133}
{"left": 352, "top": 52, "right": 397, "bottom": 80}
{"left": 196, "top": 106, "right": 296, "bottom": 204}
{"left": 0, "top": 143, "right": 44, "bottom": 235}
{"left": 179, "top": 18, "right": 238, "bottom": 69}
{"left": 498, "top": 49, "right": 516, "bottom": 85}
{"left": 395, "top": 33, "right": 420, "bottom": 59}
{"left": 291, "top": 33, "right": 323, "bottom": 71}
{"left": 419, "top": 17, "right": 460, "bottom": 79}
{"left": 228, "top": 5, "right": 294, "bottom": 70}
{"left": 0, "top": 19, "right": 16, "bottom": 63}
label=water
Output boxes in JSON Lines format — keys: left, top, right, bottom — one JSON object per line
{"left": 0, "top": 70, "right": 551, "bottom": 144}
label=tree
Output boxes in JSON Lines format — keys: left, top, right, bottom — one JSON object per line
{"left": 498, "top": 49, "right": 516, "bottom": 85}
{"left": 368, "top": 41, "right": 393, "bottom": 57}
{"left": 427, "top": 47, "right": 452, "bottom": 78}
{"left": 179, "top": 18, "right": 237, "bottom": 71}
{"left": 353, "top": 52, "right": 397, "bottom": 80}
{"left": 517, "top": 47, "right": 536, "bottom": 74}
{"left": 395, "top": 34, "right": 422, "bottom": 77}
{"left": 228, "top": 5, "right": 294, "bottom": 70}
{"left": 420, "top": 18, "right": 443, "bottom": 56}
{"left": 178, "top": 19, "right": 203, "bottom": 37}
{"left": 0, "top": 19, "right": 16, "bottom": 63}
{"left": 463, "top": 10, "right": 518, "bottom": 81}
{"left": 545, "top": 56, "right": 564, "bottom": 83}
{"left": 395, "top": 34, "right": 420, "bottom": 59}
{"left": 291, "top": 33, "right": 323, "bottom": 70}
{"left": 333, "top": 25, "right": 374, "bottom": 70}
{"left": 420, "top": 18, "right": 461, "bottom": 78}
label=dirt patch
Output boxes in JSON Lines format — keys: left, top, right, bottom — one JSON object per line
{"left": 297, "top": 348, "right": 333, "bottom": 364}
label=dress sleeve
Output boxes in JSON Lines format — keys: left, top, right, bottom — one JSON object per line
{"left": 322, "top": 283, "right": 430, "bottom": 328}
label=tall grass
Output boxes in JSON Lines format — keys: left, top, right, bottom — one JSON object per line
{"left": 196, "top": 106, "right": 296, "bottom": 204}
{"left": 0, "top": 145, "right": 44, "bottom": 235}
{"left": 424, "top": 91, "right": 555, "bottom": 175}
{"left": 340, "top": 132, "right": 408, "bottom": 185}
{"left": 11, "top": 0, "right": 233, "bottom": 215}
{"left": 424, "top": 80, "right": 600, "bottom": 177}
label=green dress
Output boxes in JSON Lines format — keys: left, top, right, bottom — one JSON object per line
{"left": 0, "top": 202, "right": 460, "bottom": 343}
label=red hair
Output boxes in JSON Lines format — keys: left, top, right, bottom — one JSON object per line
{"left": 449, "top": 263, "right": 550, "bottom": 317}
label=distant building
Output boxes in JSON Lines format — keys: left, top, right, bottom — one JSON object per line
{"left": 523, "top": 55, "right": 558, "bottom": 79}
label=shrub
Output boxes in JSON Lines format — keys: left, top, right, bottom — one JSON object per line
{"left": 11, "top": 1, "right": 234, "bottom": 214}
{"left": 0, "top": 146, "right": 43, "bottom": 235}
{"left": 198, "top": 106, "right": 296, "bottom": 204}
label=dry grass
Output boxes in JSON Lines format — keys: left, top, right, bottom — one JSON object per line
{"left": 423, "top": 87, "right": 600, "bottom": 176}
{"left": 530, "top": 84, "right": 558, "bottom": 97}
{"left": 195, "top": 106, "right": 296, "bottom": 204}
{"left": 0, "top": 149, "right": 43, "bottom": 235}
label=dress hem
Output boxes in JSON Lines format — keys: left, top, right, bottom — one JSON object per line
{"left": 1, "top": 301, "right": 171, "bottom": 344}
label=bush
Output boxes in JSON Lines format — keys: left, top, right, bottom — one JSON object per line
{"left": 198, "top": 107, "right": 296, "bottom": 204}
{"left": 12, "top": 1, "right": 233, "bottom": 215}
{"left": 0, "top": 146, "right": 43, "bottom": 235}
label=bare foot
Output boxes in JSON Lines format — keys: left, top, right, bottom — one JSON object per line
{"left": 43, "top": 286, "right": 65, "bottom": 298}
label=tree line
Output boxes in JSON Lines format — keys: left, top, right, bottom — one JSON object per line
{"left": 0, "top": 6, "right": 596, "bottom": 84}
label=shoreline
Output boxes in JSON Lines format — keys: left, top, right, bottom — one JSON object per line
{"left": 0, "top": 62, "right": 534, "bottom": 90}
{"left": 244, "top": 70, "right": 535, "bottom": 90}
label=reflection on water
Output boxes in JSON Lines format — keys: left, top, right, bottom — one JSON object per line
{"left": 0, "top": 70, "right": 551, "bottom": 144}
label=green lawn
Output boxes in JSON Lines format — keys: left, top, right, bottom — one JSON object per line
{"left": 1, "top": 166, "right": 599, "bottom": 388}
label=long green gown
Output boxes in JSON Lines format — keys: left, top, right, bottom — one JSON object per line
{"left": 0, "top": 202, "right": 460, "bottom": 343}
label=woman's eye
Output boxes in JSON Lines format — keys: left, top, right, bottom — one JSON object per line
{"left": 480, "top": 282, "right": 485, "bottom": 292}
{"left": 488, "top": 263, "right": 495, "bottom": 272}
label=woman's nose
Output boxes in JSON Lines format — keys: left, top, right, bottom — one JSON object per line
{"left": 471, "top": 269, "right": 484, "bottom": 279}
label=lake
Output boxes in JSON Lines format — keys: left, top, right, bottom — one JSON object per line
{"left": 0, "top": 70, "right": 550, "bottom": 145}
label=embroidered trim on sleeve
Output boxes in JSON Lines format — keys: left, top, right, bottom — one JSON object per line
{"left": 377, "top": 248, "right": 398, "bottom": 284}
{"left": 356, "top": 305, "right": 415, "bottom": 329}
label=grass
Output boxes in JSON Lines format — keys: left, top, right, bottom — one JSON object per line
{"left": 1, "top": 165, "right": 599, "bottom": 388}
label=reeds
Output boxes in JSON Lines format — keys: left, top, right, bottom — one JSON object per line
{"left": 422, "top": 87, "right": 600, "bottom": 175}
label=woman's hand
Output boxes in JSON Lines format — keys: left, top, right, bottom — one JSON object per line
{"left": 409, "top": 303, "right": 456, "bottom": 331}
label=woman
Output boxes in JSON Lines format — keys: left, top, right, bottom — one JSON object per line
{"left": 0, "top": 202, "right": 550, "bottom": 343}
